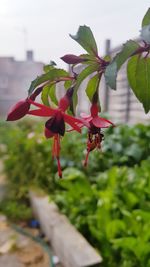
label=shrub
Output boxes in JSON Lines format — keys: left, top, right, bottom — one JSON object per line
{"left": 1, "top": 121, "right": 150, "bottom": 266}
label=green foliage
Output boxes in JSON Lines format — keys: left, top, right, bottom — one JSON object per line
{"left": 141, "top": 24, "right": 150, "bottom": 44}
{"left": 105, "top": 40, "right": 139, "bottom": 90}
{"left": 127, "top": 55, "right": 150, "bottom": 113}
{"left": 41, "top": 84, "right": 51, "bottom": 106}
{"left": 28, "top": 68, "right": 69, "bottom": 96}
{"left": 86, "top": 74, "right": 100, "bottom": 101}
{"left": 41, "top": 83, "right": 58, "bottom": 106}
{"left": 25, "top": 9, "right": 150, "bottom": 115}
{"left": 70, "top": 25, "right": 98, "bottom": 56}
{"left": 1, "top": 121, "right": 150, "bottom": 185}
{"left": 103, "top": 9, "right": 150, "bottom": 113}
{"left": 141, "top": 9, "right": 150, "bottom": 44}
{"left": 0, "top": 198, "right": 32, "bottom": 222}
{"left": 104, "top": 61, "right": 117, "bottom": 90}
{"left": 43, "top": 62, "right": 57, "bottom": 73}
{"left": 54, "top": 163, "right": 150, "bottom": 267}
{"left": 64, "top": 79, "right": 72, "bottom": 89}
{"left": 142, "top": 8, "right": 150, "bottom": 27}
{"left": 73, "top": 64, "right": 99, "bottom": 110}
{"left": 1, "top": 122, "right": 150, "bottom": 266}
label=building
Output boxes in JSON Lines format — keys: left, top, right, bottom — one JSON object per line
{"left": 0, "top": 51, "right": 43, "bottom": 117}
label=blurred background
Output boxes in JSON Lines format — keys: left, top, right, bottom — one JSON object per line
{"left": 0, "top": 1, "right": 150, "bottom": 267}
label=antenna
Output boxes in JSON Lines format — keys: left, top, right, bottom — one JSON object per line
{"left": 15, "top": 26, "right": 28, "bottom": 58}
{"left": 22, "top": 27, "right": 28, "bottom": 52}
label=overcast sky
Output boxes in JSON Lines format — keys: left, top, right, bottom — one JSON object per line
{"left": 0, "top": 0, "right": 149, "bottom": 67}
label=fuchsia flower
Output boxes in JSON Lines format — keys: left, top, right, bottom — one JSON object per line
{"left": 27, "top": 90, "right": 83, "bottom": 178}
{"left": 6, "top": 85, "right": 114, "bottom": 177}
{"left": 80, "top": 103, "right": 115, "bottom": 166}
{"left": 6, "top": 86, "right": 43, "bottom": 121}
{"left": 6, "top": 98, "right": 30, "bottom": 121}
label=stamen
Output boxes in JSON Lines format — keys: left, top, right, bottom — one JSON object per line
{"left": 55, "top": 134, "right": 60, "bottom": 157}
{"left": 52, "top": 135, "right": 62, "bottom": 178}
{"left": 84, "top": 135, "right": 95, "bottom": 167}
{"left": 52, "top": 135, "right": 60, "bottom": 157}
{"left": 84, "top": 150, "right": 90, "bottom": 167}
{"left": 57, "top": 157, "right": 62, "bottom": 178}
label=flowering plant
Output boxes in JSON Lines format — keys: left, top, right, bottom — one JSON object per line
{"left": 7, "top": 8, "right": 150, "bottom": 177}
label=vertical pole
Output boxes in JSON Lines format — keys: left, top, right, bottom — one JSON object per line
{"left": 104, "top": 39, "right": 111, "bottom": 112}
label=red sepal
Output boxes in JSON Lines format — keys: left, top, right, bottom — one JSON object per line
{"left": 58, "top": 96, "right": 70, "bottom": 111}
{"left": 92, "top": 116, "right": 115, "bottom": 128}
{"left": 90, "top": 103, "right": 99, "bottom": 117}
{"left": 6, "top": 99, "right": 30, "bottom": 121}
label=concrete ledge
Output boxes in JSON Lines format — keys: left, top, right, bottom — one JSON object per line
{"left": 29, "top": 191, "right": 102, "bottom": 267}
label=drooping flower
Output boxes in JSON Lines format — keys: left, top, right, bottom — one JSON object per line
{"left": 6, "top": 98, "right": 30, "bottom": 121}
{"left": 27, "top": 91, "right": 83, "bottom": 178}
{"left": 80, "top": 103, "right": 115, "bottom": 166}
{"left": 6, "top": 86, "right": 43, "bottom": 121}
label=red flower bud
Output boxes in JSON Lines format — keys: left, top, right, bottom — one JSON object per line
{"left": 6, "top": 99, "right": 30, "bottom": 121}
{"left": 61, "top": 54, "right": 86, "bottom": 64}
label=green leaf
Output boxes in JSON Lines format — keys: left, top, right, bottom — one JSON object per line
{"left": 104, "top": 61, "right": 117, "bottom": 90}
{"left": 49, "top": 84, "right": 58, "bottom": 105}
{"left": 133, "top": 210, "right": 150, "bottom": 222}
{"left": 105, "top": 40, "right": 139, "bottom": 90}
{"left": 64, "top": 80, "right": 72, "bottom": 89}
{"left": 80, "top": 54, "right": 96, "bottom": 60}
{"left": 112, "top": 237, "right": 137, "bottom": 251}
{"left": 41, "top": 83, "right": 58, "bottom": 106}
{"left": 70, "top": 25, "right": 98, "bottom": 56}
{"left": 86, "top": 74, "right": 100, "bottom": 101}
{"left": 125, "top": 143, "right": 142, "bottom": 161}
{"left": 73, "top": 64, "right": 98, "bottom": 111}
{"left": 127, "top": 56, "right": 137, "bottom": 90}
{"left": 79, "top": 54, "right": 98, "bottom": 65}
{"left": 141, "top": 24, "right": 150, "bottom": 44}
{"left": 142, "top": 8, "right": 150, "bottom": 27}
{"left": 43, "top": 65, "right": 55, "bottom": 73}
{"left": 41, "top": 85, "right": 50, "bottom": 106}
{"left": 43, "top": 61, "right": 57, "bottom": 73}
{"left": 127, "top": 55, "right": 150, "bottom": 113}
{"left": 122, "top": 191, "right": 139, "bottom": 208}
{"left": 136, "top": 57, "right": 150, "bottom": 113}
{"left": 106, "top": 220, "right": 126, "bottom": 239}
{"left": 114, "top": 40, "right": 139, "bottom": 69}
{"left": 28, "top": 69, "right": 69, "bottom": 96}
